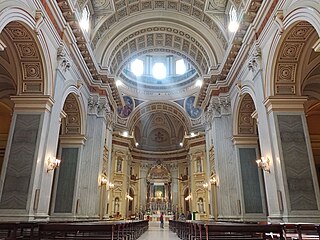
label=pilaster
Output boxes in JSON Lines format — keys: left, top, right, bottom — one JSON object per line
{"left": 209, "top": 95, "right": 241, "bottom": 221}
{"left": 0, "top": 96, "right": 54, "bottom": 221}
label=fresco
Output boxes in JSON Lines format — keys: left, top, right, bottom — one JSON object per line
{"left": 117, "top": 96, "right": 134, "bottom": 118}
{"left": 185, "top": 96, "right": 202, "bottom": 119}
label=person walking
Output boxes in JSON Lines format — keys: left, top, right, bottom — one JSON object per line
{"left": 160, "top": 212, "right": 164, "bottom": 228}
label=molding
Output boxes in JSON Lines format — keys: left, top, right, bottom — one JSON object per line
{"left": 312, "top": 38, "right": 320, "bottom": 52}
{"left": 59, "top": 135, "right": 87, "bottom": 145}
{"left": 10, "top": 95, "right": 54, "bottom": 112}
{"left": 232, "top": 135, "right": 259, "bottom": 145}
{"left": 264, "top": 96, "right": 308, "bottom": 113}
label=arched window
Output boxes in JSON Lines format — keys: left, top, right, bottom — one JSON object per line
{"left": 80, "top": 6, "right": 90, "bottom": 32}
{"left": 131, "top": 59, "right": 144, "bottom": 76}
{"left": 228, "top": 6, "right": 239, "bottom": 32}
{"left": 152, "top": 62, "right": 166, "bottom": 79}
{"left": 176, "top": 59, "right": 186, "bottom": 75}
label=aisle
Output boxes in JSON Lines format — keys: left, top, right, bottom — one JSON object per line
{"left": 137, "top": 221, "right": 180, "bottom": 240}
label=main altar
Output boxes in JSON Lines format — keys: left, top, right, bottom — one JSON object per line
{"left": 143, "top": 164, "right": 174, "bottom": 221}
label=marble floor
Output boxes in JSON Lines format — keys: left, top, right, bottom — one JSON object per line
{"left": 137, "top": 222, "right": 180, "bottom": 240}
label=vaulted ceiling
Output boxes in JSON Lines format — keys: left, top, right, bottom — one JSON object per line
{"left": 57, "top": 0, "right": 263, "bottom": 151}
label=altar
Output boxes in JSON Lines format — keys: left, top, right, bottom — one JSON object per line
{"left": 144, "top": 214, "right": 173, "bottom": 222}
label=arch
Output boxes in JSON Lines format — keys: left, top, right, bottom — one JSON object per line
{"left": 0, "top": 6, "right": 53, "bottom": 96}
{"left": 60, "top": 86, "right": 87, "bottom": 136}
{"left": 272, "top": 21, "right": 317, "bottom": 96}
{"left": 61, "top": 93, "right": 83, "bottom": 136}
{"left": 266, "top": 3, "right": 320, "bottom": 97}
{"left": 235, "top": 94, "right": 257, "bottom": 136}
{"left": 128, "top": 101, "right": 192, "bottom": 133}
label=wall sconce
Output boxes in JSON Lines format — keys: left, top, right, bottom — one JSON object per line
{"left": 210, "top": 176, "right": 217, "bottom": 185}
{"left": 126, "top": 194, "right": 133, "bottom": 201}
{"left": 101, "top": 176, "right": 108, "bottom": 185}
{"left": 203, "top": 182, "right": 208, "bottom": 188}
{"left": 47, "top": 157, "right": 61, "bottom": 172}
{"left": 185, "top": 194, "right": 192, "bottom": 201}
{"left": 256, "top": 157, "right": 271, "bottom": 173}
{"left": 108, "top": 182, "right": 114, "bottom": 189}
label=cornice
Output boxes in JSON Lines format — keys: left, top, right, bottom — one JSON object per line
{"left": 55, "top": 0, "right": 122, "bottom": 107}
{"left": 197, "top": 0, "right": 264, "bottom": 108}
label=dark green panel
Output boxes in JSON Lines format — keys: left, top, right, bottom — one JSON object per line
{"left": 54, "top": 148, "right": 79, "bottom": 213}
{"left": 278, "top": 115, "right": 317, "bottom": 210}
{"left": 0, "top": 114, "right": 41, "bottom": 209}
{"left": 239, "top": 148, "right": 263, "bottom": 213}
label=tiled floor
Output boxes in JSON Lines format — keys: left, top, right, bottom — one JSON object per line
{"left": 137, "top": 222, "right": 180, "bottom": 240}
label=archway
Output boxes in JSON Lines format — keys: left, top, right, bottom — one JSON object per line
{"left": 0, "top": 21, "right": 47, "bottom": 213}
{"left": 271, "top": 20, "right": 320, "bottom": 215}
{"left": 234, "top": 93, "right": 267, "bottom": 220}
{"left": 50, "top": 93, "right": 84, "bottom": 218}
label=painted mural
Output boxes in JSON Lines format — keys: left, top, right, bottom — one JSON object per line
{"left": 117, "top": 96, "right": 134, "bottom": 118}
{"left": 185, "top": 96, "right": 202, "bottom": 119}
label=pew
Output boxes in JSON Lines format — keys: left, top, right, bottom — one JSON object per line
{"left": 169, "top": 220, "right": 288, "bottom": 240}
{"left": 38, "top": 222, "right": 116, "bottom": 240}
{"left": 203, "top": 223, "right": 284, "bottom": 240}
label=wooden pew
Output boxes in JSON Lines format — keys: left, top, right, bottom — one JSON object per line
{"left": 203, "top": 223, "right": 284, "bottom": 240}
{"left": 169, "top": 220, "right": 287, "bottom": 240}
{"left": 38, "top": 222, "right": 118, "bottom": 240}
{"left": 0, "top": 222, "right": 18, "bottom": 239}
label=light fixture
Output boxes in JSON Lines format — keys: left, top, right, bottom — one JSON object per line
{"left": 122, "top": 131, "right": 128, "bottom": 137}
{"left": 210, "top": 176, "right": 217, "bottom": 185}
{"left": 135, "top": 142, "right": 139, "bottom": 147}
{"left": 190, "top": 132, "right": 195, "bottom": 137}
{"left": 101, "top": 176, "right": 108, "bottom": 185}
{"left": 126, "top": 194, "right": 133, "bottom": 201}
{"left": 179, "top": 142, "right": 183, "bottom": 147}
{"left": 47, "top": 157, "right": 61, "bottom": 172}
{"left": 185, "top": 194, "right": 192, "bottom": 201}
{"left": 256, "top": 157, "right": 271, "bottom": 173}
{"left": 79, "top": 7, "right": 90, "bottom": 32}
{"left": 203, "top": 182, "right": 208, "bottom": 188}
{"left": 108, "top": 182, "right": 114, "bottom": 189}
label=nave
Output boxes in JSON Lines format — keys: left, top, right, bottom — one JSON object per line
{"left": 137, "top": 222, "right": 180, "bottom": 240}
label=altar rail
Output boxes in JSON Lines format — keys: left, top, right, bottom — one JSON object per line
{"left": 0, "top": 220, "right": 148, "bottom": 240}
{"left": 169, "top": 220, "right": 320, "bottom": 240}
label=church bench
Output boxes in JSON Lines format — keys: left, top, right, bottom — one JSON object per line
{"left": 38, "top": 222, "right": 118, "bottom": 240}
{"left": 0, "top": 222, "right": 19, "bottom": 239}
{"left": 202, "top": 223, "right": 285, "bottom": 240}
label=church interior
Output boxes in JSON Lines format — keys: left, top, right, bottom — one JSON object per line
{"left": 0, "top": 0, "right": 320, "bottom": 238}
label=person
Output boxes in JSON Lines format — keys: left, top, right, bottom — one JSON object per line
{"left": 187, "top": 211, "right": 192, "bottom": 220}
{"left": 179, "top": 212, "right": 186, "bottom": 221}
{"left": 160, "top": 212, "right": 164, "bottom": 228}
